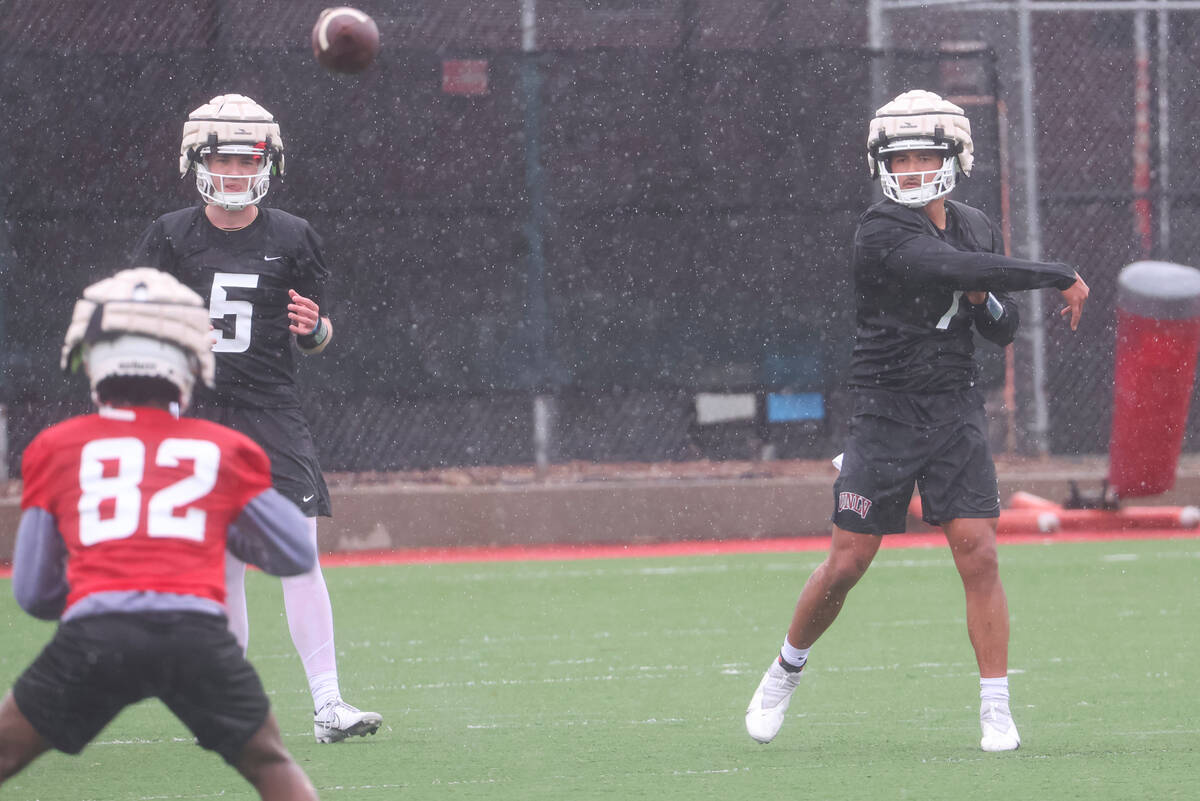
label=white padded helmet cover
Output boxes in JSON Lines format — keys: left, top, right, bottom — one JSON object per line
{"left": 867, "top": 89, "right": 974, "bottom": 177}
{"left": 179, "top": 93, "right": 285, "bottom": 177}
{"left": 62, "top": 268, "right": 215, "bottom": 405}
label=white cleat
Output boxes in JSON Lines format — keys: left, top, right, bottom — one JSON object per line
{"left": 979, "top": 700, "right": 1021, "bottom": 752}
{"left": 745, "top": 659, "right": 804, "bottom": 744}
{"left": 314, "top": 699, "right": 383, "bottom": 744}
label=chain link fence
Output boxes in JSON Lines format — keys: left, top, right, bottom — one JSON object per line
{"left": 883, "top": 1, "right": 1200, "bottom": 458}
{"left": 4, "top": 0, "right": 1194, "bottom": 475}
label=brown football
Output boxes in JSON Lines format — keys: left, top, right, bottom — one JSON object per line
{"left": 311, "top": 7, "right": 379, "bottom": 74}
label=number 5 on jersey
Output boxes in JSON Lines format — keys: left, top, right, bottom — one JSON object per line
{"left": 210, "top": 272, "right": 260, "bottom": 353}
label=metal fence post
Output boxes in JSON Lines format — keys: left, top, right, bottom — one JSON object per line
{"left": 521, "top": 0, "right": 557, "bottom": 473}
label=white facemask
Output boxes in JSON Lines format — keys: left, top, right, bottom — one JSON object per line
{"left": 876, "top": 152, "right": 958, "bottom": 208}
{"left": 195, "top": 146, "right": 271, "bottom": 211}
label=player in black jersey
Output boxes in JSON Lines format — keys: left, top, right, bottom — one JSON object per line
{"left": 130, "top": 94, "right": 381, "bottom": 744}
{"left": 745, "top": 90, "right": 1090, "bottom": 752}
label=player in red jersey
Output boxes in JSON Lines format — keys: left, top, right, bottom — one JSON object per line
{"left": 0, "top": 268, "right": 320, "bottom": 800}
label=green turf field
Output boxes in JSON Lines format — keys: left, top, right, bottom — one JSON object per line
{"left": 2, "top": 537, "right": 1197, "bottom": 800}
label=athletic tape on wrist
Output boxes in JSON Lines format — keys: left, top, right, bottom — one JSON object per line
{"left": 297, "top": 318, "right": 328, "bottom": 349}
{"left": 985, "top": 293, "right": 1004, "bottom": 321}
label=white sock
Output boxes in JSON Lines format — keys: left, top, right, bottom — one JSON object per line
{"left": 281, "top": 518, "right": 341, "bottom": 710}
{"left": 309, "top": 670, "right": 341, "bottom": 712}
{"left": 224, "top": 551, "right": 250, "bottom": 654}
{"left": 980, "top": 675, "right": 1010, "bottom": 704}
{"left": 780, "top": 638, "right": 810, "bottom": 670}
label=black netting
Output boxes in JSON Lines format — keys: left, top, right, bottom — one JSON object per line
{"left": 0, "top": 2, "right": 1005, "bottom": 472}
{"left": 1032, "top": 10, "right": 1200, "bottom": 455}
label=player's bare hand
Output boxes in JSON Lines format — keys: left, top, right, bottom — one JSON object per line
{"left": 1059, "top": 272, "right": 1089, "bottom": 331}
{"left": 288, "top": 289, "right": 320, "bottom": 335}
{"left": 965, "top": 291, "right": 987, "bottom": 305}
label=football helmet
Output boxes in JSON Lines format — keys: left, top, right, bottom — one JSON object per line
{"left": 62, "top": 268, "right": 215, "bottom": 410}
{"left": 867, "top": 90, "right": 974, "bottom": 208}
{"left": 180, "top": 93, "right": 284, "bottom": 211}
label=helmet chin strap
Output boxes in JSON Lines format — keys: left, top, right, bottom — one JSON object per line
{"left": 215, "top": 193, "right": 253, "bottom": 212}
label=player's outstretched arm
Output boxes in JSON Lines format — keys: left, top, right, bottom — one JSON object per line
{"left": 288, "top": 289, "right": 333, "bottom": 354}
{"left": 1059, "top": 272, "right": 1089, "bottom": 331}
{"left": 11, "top": 510, "right": 68, "bottom": 620}
{"left": 881, "top": 229, "right": 1078, "bottom": 293}
{"left": 227, "top": 490, "right": 318, "bottom": 576}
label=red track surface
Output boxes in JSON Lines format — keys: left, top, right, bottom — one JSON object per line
{"left": 2, "top": 528, "right": 1197, "bottom": 579}
{"left": 318, "top": 527, "right": 1200, "bottom": 567}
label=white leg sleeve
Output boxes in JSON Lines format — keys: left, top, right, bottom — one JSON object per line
{"left": 224, "top": 550, "right": 250, "bottom": 654}
{"left": 281, "top": 518, "right": 341, "bottom": 707}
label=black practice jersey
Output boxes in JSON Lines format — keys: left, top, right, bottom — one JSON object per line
{"left": 130, "top": 206, "right": 330, "bottom": 408}
{"left": 849, "top": 199, "right": 1078, "bottom": 394}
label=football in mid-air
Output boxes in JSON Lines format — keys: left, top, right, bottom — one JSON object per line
{"left": 311, "top": 7, "right": 379, "bottom": 74}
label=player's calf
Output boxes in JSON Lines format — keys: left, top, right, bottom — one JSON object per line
{"left": 236, "top": 713, "right": 319, "bottom": 800}
{"left": 0, "top": 691, "right": 53, "bottom": 784}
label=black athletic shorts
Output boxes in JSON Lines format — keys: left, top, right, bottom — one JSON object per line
{"left": 192, "top": 403, "right": 332, "bottom": 517}
{"left": 12, "top": 612, "right": 270, "bottom": 765}
{"left": 832, "top": 387, "right": 1001, "bottom": 535}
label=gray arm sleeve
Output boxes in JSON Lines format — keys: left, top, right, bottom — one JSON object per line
{"left": 12, "top": 508, "right": 69, "bottom": 620}
{"left": 226, "top": 489, "right": 318, "bottom": 576}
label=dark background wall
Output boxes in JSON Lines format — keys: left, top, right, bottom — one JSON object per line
{"left": 8, "top": 0, "right": 1164, "bottom": 477}
{"left": 883, "top": 4, "right": 1200, "bottom": 456}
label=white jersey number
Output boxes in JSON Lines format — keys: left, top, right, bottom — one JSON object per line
{"left": 210, "top": 272, "right": 260, "bottom": 353}
{"left": 77, "top": 437, "right": 221, "bottom": 545}
{"left": 935, "top": 290, "right": 964, "bottom": 330}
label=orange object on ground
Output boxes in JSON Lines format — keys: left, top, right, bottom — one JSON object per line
{"left": 1007, "top": 491, "right": 1061, "bottom": 510}
{"left": 996, "top": 504, "right": 1200, "bottom": 535}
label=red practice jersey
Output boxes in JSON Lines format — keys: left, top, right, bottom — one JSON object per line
{"left": 20, "top": 407, "right": 274, "bottom": 613}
